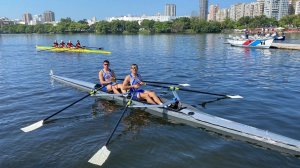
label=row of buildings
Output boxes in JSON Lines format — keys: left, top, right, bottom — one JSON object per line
{"left": 106, "top": 4, "right": 178, "bottom": 23}
{"left": 200, "top": 0, "right": 300, "bottom": 22}
{"left": 22, "top": 11, "right": 55, "bottom": 25}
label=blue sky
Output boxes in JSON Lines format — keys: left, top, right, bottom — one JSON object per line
{"left": 0, "top": 0, "right": 254, "bottom": 21}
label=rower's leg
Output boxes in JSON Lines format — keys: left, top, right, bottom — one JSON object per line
{"left": 106, "top": 85, "right": 113, "bottom": 92}
{"left": 144, "top": 91, "right": 162, "bottom": 104}
{"left": 117, "top": 84, "right": 127, "bottom": 93}
{"left": 112, "top": 85, "right": 121, "bottom": 94}
{"left": 139, "top": 93, "right": 156, "bottom": 104}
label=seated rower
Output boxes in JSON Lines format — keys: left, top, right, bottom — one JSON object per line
{"left": 59, "top": 40, "right": 65, "bottom": 48}
{"left": 99, "top": 60, "right": 125, "bottom": 94}
{"left": 67, "top": 40, "right": 74, "bottom": 48}
{"left": 122, "top": 64, "right": 163, "bottom": 105}
{"left": 53, "top": 40, "right": 59, "bottom": 48}
{"left": 75, "top": 40, "right": 81, "bottom": 49}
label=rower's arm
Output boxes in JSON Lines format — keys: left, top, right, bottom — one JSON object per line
{"left": 111, "top": 71, "right": 116, "bottom": 82}
{"left": 122, "top": 75, "right": 133, "bottom": 90}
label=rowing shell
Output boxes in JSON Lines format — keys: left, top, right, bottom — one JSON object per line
{"left": 50, "top": 72, "right": 300, "bottom": 156}
{"left": 36, "top": 45, "right": 111, "bottom": 54}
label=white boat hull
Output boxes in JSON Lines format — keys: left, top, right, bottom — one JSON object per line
{"left": 227, "top": 38, "right": 274, "bottom": 49}
{"left": 51, "top": 72, "right": 300, "bottom": 156}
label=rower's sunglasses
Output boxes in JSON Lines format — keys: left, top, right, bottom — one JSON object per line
{"left": 131, "top": 67, "right": 138, "bottom": 70}
{"left": 103, "top": 64, "right": 109, "bottom": 66}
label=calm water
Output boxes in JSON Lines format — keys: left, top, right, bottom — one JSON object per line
{"left": 0, "top": 33, "right": 300, "bottom": 168}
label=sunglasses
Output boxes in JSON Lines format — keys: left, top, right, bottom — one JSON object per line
{"left": 103, "top": 64, "right": 109, "bottom": 66}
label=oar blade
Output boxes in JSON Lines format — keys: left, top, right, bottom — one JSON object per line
{"left": 21, "top": 120, "right": 44, "bottom": 132}
{"left": 88, "top": 146, "right": 111, "bottom": 166}
{"left": 226, "top": 95, "right": 243, "bottom": 99}
{"left": 179, "top": 84, "right": 190, "bottom": 87}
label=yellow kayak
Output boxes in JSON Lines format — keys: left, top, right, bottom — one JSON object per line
{"left": 36, "top": 45, "right": 111, "bottom": 54}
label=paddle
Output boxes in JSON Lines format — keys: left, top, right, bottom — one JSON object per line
{"left": 88, "top": 95, "right": 133, "bottom": 166}
{"left": 82, "top": 46, "right": 103, "bottom": 50}
{"left": 145, "top": 83, "right": 243, "bottom": 99}
{"left": 116, "top": 78, "right": 190, "bottom": 87}
{"left": 20, "top": 85, "right": 103, "bottom": 133}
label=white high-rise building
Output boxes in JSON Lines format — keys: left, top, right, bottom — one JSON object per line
{"left": 257, "top": 0, "right": 265, "bottom": 15}
{"left": 295, "top": 0, "right": 300, "bottom": 14}
{"left": 264, "top": 0, "right": 289, "bottom": 20}
{"left": 165, "top": 4, "right": 176, "bottom": 16}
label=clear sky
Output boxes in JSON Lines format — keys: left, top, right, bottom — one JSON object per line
{"left": 0, "top": 0, "right": 254, "bottom": 21}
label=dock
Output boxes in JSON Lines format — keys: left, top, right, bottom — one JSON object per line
{"left": 271, "top": 43, "right": 300, "bottom": 50}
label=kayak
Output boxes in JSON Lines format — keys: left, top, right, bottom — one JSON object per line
{"left": 36, "top": 45, "right": 112, "bottom": 54}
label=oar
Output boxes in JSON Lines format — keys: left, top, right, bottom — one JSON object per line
{"left": 88, "top": 96, "right": 133, "bottom": 166}
{"left": 115, "top": 79, "right": 190, "bottom": 87}
{"left": 20, "top": 86, "right": 103, "bottom": 133}
{"left": 82, "top": 46, "right": 103, "bottom": 50}
{"left": 145, "top": 83, "right": 243, "bottom": 99}
{"left": 142, "top": 80, "right": 190, "bottom": 87}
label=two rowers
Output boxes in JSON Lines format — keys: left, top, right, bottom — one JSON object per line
{"left": 98, "top": 60, "right": 163, "bottom": 105}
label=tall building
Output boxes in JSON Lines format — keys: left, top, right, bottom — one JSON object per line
{"left": 288, "top": 0, "right": 299, "bottom": 14}
{"left": 257, "top": 0, "right": 265, "bottom": 15}
{"left": 208, "top": 4, "right": 219, "bottom": 21}
{"left": 165, "top": 4, "right": 176, "bottom": 16}
{"left": 264, "top": 0, "right": 289, "bottom": 20}
{"left": 295, "top": 0, "right": 300, "bottom": 14}
{"left": 23, "top": 12, "right": 32, "bottom": 25}
{"left": 43, "top": 11, "right": 55, "bottom": 22}
{"left": 199, "top": 0, "right": 208, "bottom": 20}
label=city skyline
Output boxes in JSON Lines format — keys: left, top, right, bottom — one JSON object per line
{"left": 1, "top": 0, "right": 254, "bottom": 21}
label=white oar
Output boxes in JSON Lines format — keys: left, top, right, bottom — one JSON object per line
{"left": 88, "top": 97, "right": 133, "bottom": 166}
{"left": 21, "top": 93, "right": 91, "bottom": 132}
{"left": 21, "top": 84, "right": 106, "bottom": 133}
{"left": 116, "top": 79, "right": 190, "bottom": 87}
{"left": 146, "top": 83, "right": 243, "bottom": 99}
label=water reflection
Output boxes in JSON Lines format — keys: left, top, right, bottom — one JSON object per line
{"left": 91, "top": 99, "right": 119, "bottom": 117}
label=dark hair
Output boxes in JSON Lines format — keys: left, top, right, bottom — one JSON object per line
{"left": 131, "top": 64, "right": 138, "bottom": 69}
{"left": 103, "top": 60, "right": 110, "bottom": 64}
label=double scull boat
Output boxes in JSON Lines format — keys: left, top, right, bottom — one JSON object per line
{"left": 50, "top": 71, "right": 300, "bottom": 156}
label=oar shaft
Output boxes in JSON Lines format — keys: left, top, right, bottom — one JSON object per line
{"left": 44, "top": 93, "right": 90, "bottom": 121}
{"left": 142, "top": 80, "right": 181, "bottom": 86}
{"left": 146, "top": 83, "right": 227, "bottom": 97}
{"left": 105, "top": 104, "right": 130, "bottom": 146}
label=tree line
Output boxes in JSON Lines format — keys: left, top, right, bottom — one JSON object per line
{"left": 1, "top": 15, "right": 300, "bottom": 34}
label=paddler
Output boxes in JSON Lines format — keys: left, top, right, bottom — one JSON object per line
{"left": 60, "top": 40, "right": 65, "bottom": 48}
{"left": 122, "top": 64, "right": 163, "bottom": 105}
{"left": 53, "top": 40, "right": 59, "bottom": 47}
{"left": 99, "top": 60, "right": 125, "bottom": 94}
{"left": 75, "top": 40, "right": 81, "bottom": 49}
{"left": 67, "top": 40, "right": 74, "bottom": 48}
